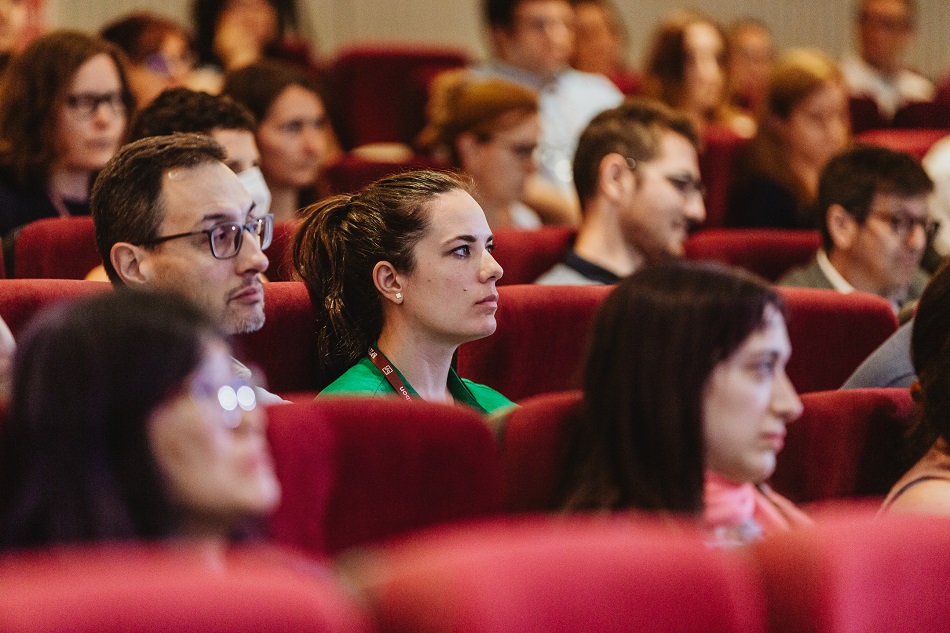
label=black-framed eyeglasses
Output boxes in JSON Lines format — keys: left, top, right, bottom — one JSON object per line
{"left": 869, "top": 211, "right": 940, "bottom": 242}
{"left": 137, "top": 213, "right": 274, "bottom": 260}
{"left": 64, "top": 91, "right": 126, "bottom": 120}
{"left": 624, "top": 157, "right": 707, "bottom": 199}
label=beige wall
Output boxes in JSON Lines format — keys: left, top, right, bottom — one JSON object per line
{"left": 48, "top": 0, "right": 950, "bottom": 78}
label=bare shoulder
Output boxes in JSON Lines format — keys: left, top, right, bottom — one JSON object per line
{"left": 889, "top": 479, "right": 950, "bottom": 516}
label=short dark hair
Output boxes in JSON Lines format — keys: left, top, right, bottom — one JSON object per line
{"left": 130, "top": 87, "right": 256, "bottom": 140}
{"left": 857, "top": 0, "right": 917, "bottom": 25}
{"left": 100, "top": 11, "right": 191, "bottom": 65}
{"left": 818, "top": 145, "right": 933, "bottom": 252}
{"left": 0, "top": 30, "right": 133, "bottom": 189}
{"left": 557, "top": 261, "right": 784, "bottom": 514}
{"left": 91, "top": 133, "right": 227, "bottom": 284}
{"left": 222, "top": 59, "right": 321, "bottom": 125}
{"left": 572, "top": 97, "right": 699, "bottom": 206}
{"left": 0, "top": 290, "right": 223, "bottom": 549}
{"left": 484, "top": 0, "right": 575, "bottom": 29}
{"left": 293, "top": 170, "right": 470, "bottom": 382}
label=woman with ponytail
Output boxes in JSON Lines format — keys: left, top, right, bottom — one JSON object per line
{"left": 293, "top": 170, "right": 514, "bottom": 414}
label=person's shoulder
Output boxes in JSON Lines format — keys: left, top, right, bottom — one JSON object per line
{"left": 460, "top": 378, "right": 516, "bottom": 414}
{"left": 319, "top": 359, "right": 391, "bottom": 397}
{"left": 557, "top": 68, "right": 623, "bottom": 104}
{"left": 777, "top": 259, "right": 823, "bottom": 288}
{"left": 887, "top": 478, "right": 950, "bottom": 516}
{"left": 534, "top": 262, "right": 603, "bottom": 285}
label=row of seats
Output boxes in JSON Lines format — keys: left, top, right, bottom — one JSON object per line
{"left": 0, "top": 388, "right": 930, "bottom": 632}
{"left": 14, "top": 217, "right": 823, "bottom": 284}
{"left": 0, "top": 279, "right": 896, "bottom": 398}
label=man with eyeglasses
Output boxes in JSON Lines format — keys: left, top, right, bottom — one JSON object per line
{"left": 780, "top": 145, "right": 933, "bottom": 317}
{"left": 536, "top": 99, "right": 705, "bottom": 285}
{"left": 476, "top": 0, "right": 622, "bottom": 219}
{"left": 91, "top": 133, "right": 283, "bottom": 403}
{"left": 840, "top": 0, "right": 933, "bottom": 120}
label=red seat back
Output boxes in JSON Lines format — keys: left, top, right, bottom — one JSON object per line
{"left": 267, "top": 398, "right": 503, "bottom": 556}
{"left": 892, "top": 101, "right": 950, "bottom": 129}
{"left": 492, "top": 227, "right": 575, "bottom": 286}
{"left": 699, "top": 127, "right": 749, "bottom": 229}
{"left": 234, "top": 282, "right": 321, "bottom": 394}
{"left": 856, "top": 128, "right": 948, "bottom": 160}
{"left": 755, "top": 512, "right": 950, "bottom": 633}
{"left": 848, "top": 95, "right": 887, "bottom": 133}
{"left": 770, "top": 388, "right": 915, "bottom": 503}
{"left": 456, "top": 284, "right": 611, "bottom": 401}
{"left": 458, "top": 285, "right": 896, "bottom": 402}
{"left": 329, "top": 43, "right": 469, "bottom": 148}
{"left": 359, "top": 518, "right": 765, "bottom": 633}
{"left": 0, "top": 279, "right": 321, "bottom": 396}
{"left": 0, "top": 545, "right": 373, "bottom": 633}
{"left": 780, "top": 287, "right": 897, "bottom": 393}
{"left": 684, "top": 229, "right": 821, "bottom": 281}
{"left": 14, "top": 216, "right": 100, "bottom": 279}
{"left": 322, "top": 153, "right": 448, "bottom": 195}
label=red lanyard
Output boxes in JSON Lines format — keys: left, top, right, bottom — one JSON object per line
{"left": 367, "top": 345, "right": 413, "bottom": 401}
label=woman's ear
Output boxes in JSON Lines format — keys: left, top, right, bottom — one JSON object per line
{"left": 373, "top": 260, "right": 404, "bottom": 305}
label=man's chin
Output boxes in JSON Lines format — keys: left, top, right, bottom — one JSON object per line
{"left": 226, "top": 308, "right": 266, "bottom": 335}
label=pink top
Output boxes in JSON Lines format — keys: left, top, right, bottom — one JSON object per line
{"left": 704, "top": 471, "right": 813, "bottom": 547}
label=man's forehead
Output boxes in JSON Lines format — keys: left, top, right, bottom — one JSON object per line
{"left": 871, "top": 190, "right": 929, "bottom": 214}
{"left": 647, "top": 131, "right": 700, "bottom": 170}
{"left": 160, "top": 161, "right": 252, "bottom": 225}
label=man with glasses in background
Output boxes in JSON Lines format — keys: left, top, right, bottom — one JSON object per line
{"left": 780, "top": 145, "right": 934, "bottom": 318}
{"left": 840, "top": 0, "right": 933, "bottom": 120}
{"left": 91, "top": 133, "right": 284, "bottom": 402}
{"left": 536, "top": 99, "right": 705, "bottom": 285}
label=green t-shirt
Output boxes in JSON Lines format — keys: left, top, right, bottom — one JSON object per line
{"left": 320, "top": 355, "right": 515, "bottom": 415}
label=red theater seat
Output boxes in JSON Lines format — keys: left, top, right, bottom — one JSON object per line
{"left": 456, "top": 284, "right": 611, "bottom": 401}
{"left": 755, "top": 512, "right": 950, "bottom": 633}
{"left": 502, "top": 389, "right": 914, "bottom": 513}
{"left": 892, "top": 100, "right": 950, "bottom": 129}
{"left": 457, "top": 285, "right": 896, "bottom": 402}
{"left": 770, "top": 388, "right": 915, "bottom": 504}
{"left": 267, "top": 397, "right": 502, "bottom": 557}
{"left": 684, "top": 229, "right": 821, "bottom": 281}
{"left": 329, "top": 43, "right": 469, "bottom": 149}
{"left": 780, "top": 288, "right": 897, "bottom": 394}
{"left": 0, "top": 279, "right": 320, "bottom": 396}
{"left": 699, "top": 126, "right": 749, "bottom": 229}
{"left": 492, "top": 226, "right": 575, "bottom": 286}
{"left": 14, "top": 216, "right": 100, "bottom": 279}
{"left": 0, "top": 545, "right": 373, "bottom": 633}
{"left": 848, "top": 95, "right": 887, "bottom": 134}
{"left": 856, "top": 128, "right": 948, "bottom": 160}
{"left": 322, "top": 152, "right": 447, "bottom": 195}
{"left": 358, "top": 518, "right": 765, "bottom": 633}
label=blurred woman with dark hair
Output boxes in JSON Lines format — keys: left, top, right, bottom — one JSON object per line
{"left": 0, "top": 30, "right": 131, "bottom": 239}
{"left": 556, "top": 261, "right": 808, "bottom": 546}
{"left": 100, "top": 12, "right": 194, "bottom": 108}
{"left": 643, "top": 10, "right": 753, "bottom": 138}
{"left": 0, "top": 291, "right": 280, "bottom": 548}
{"left": 223, "top": 60, "right": 334, "bottom": 221}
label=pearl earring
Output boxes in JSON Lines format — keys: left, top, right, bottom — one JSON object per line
{"left": 395, "top": 292, "right": 402, "bottom": 300}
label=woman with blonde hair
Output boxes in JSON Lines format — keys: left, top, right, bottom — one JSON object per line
{"left": 728, "top": 48, "right": 850, "bottom": 229}
{"left": 418, "top": 70, "right": 542, "bottom": 229}
{"left": 643, "top": 10, "right": 753, "bottom": 138}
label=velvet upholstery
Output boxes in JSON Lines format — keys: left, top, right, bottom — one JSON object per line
{"left": 684, "top": 229, "right": 821, "bottom": 282}
{"left": 755, "top": 512, "right": 950, "bottom": 633}
{"left": 0, "top": 545, "right": 373, "bottom": 632}
{"left": 855, "top": 128, "right": 948, "bottom": 160}
{"left": 892, "top": 101, "right": 950, "bottom": 129}
{"left": 329, "top": 44, "right": 469, "bottom": 149}
{"left": 322, "top": 153, "right": 446, "bottom": 196}
{"left": 14, "top": 216, "right": 100, "bottom": 279}
{"left": 699, "top": 126, "right": 749, "bottom": 229}
{"left": 458, "top": 285, "right": 896, "bottom": 401}
{"left": 502, "top": 389, "right": 914, "bottom": 514}
{"left": 0, "top": 279, "right": 321, "bottom": 395}
{"left": 267, "top": 398, "right": 503, "bottom": 556}
{"left": 492, "top": 227, "right": 576, "bottom": 286}
{"left": 770, "top": 388, "right": 915, "bottom": 504}
{"left": 358, "top": 518, "right": 766, "bottom": 633}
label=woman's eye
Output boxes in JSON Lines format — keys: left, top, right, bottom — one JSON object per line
{"left": 451, "top": 245, "right": 470, "bottom": 257}
{"left": 486, "top": 242, "right": 496, "bottom": 253}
